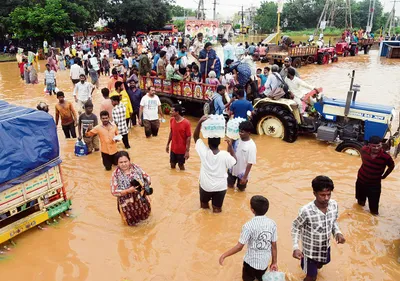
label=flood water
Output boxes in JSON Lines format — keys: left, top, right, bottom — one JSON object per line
{"left": 0, "top": 50, "right": 399, "bottom": 281}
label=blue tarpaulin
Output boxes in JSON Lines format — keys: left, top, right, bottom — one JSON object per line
{"left": 0, "top": 101, "right": 61, "bottom": 192}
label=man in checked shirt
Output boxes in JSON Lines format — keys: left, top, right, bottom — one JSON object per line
{"left": 291, "top": 176, "right": 346, "bottom": 281}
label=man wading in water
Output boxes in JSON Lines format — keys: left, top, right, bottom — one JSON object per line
{"left": 355, "top": 136, "right": 395, "bottom": 215}
{"left": 193, "top": 116, "right": 236, "bottom": 213}
{"left": 291, "top": 176, "right": 345, "bottom": 281}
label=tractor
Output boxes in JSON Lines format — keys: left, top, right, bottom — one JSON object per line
{"left": 251, "top": 71, "right": 400, "bottom": 157}
{"left": 336, "top": 42, "right": 359, "bottom": 57}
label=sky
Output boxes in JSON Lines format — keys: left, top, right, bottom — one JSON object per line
{"left": 175, "top": 0, "right": 400, "bottom": 21}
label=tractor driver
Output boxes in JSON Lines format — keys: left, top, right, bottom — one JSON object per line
{"left": 285, "top": 67, "right": 319, "bottom": 114}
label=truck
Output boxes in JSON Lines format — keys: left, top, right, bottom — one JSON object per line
{"left": 140, "top": 76, "right": 218, "bottom": 114}
{"left": 0, "top": 101, "right": 71, "bottom": 246}
{"left": 251, "top": 71, "right": 400, "bottom": 157}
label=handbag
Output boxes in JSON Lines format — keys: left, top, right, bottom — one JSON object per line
{"left": 267, "top": 87, "right": 286, "bottom": 100}
{"left": 262, "top": 271, "right": 285, "bottom": 281}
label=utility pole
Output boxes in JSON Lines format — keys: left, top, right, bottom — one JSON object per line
{"left": 213, "top": 0, "right": 217, "bottom": 20}
{"left": 197, "top": 0, "right": 205, "bottom": 20}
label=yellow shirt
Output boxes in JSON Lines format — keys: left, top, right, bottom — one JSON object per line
{"left": 71, "top": 48, "right": 77, "bottom": 56}
{"left": 116, "top": 48, "right": 123, "bottom": 57}
{"left": 110, "top": 90, "right": 133, "bottom": 119}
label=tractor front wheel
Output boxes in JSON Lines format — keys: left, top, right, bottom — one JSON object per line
{"left": 335, "top": 141, "right": 363, "bottom": 156}
{"left": 252, "top": 104, "right": 298, "bottom": 143}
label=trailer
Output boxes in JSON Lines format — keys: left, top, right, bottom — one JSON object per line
{"left": 358, "top": 38, "right": 375, "bottom": 54}
{"left": 140, "top": 77, "right": 217, "bottom": 114}
{"left": 265, "top": 45, "right": 333, "bottom": 68}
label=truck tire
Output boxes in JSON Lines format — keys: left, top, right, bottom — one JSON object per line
{"left": 252, "top": 104, "right": 298, "bottom": 143}
{"left": 335, "top": 141, "right": 363, "bottom": 156}
{"left": 306, "top": 56, "right": 315, "bottom": 64}
{"left": 292, "top": 57, "right": 302, "bottom": 68}
{"left": 159, "top": 97, "right": 174, "bottom": 115}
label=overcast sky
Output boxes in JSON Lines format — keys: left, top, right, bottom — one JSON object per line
{"left": 175, "top": 0, "right": 399, "bottom": 20}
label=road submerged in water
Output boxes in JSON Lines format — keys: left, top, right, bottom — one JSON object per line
{"left": 0, "top": 50, "right": 399, "bottom": 281}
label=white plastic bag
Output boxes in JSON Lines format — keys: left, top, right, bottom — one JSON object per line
{"left": 262, "top": 271, "right": 285, "bottom": 281}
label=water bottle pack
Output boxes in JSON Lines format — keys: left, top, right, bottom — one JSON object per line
{"left": 74, "top": 139, "right": 88, "bottom": 156}
{"left": 201, "top": 115, "right": 226, "bottom": 138}
{"left": 226, "top": 117, "right": 246, "bottom": 140}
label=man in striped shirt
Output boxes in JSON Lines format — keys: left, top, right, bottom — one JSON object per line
{"left": 292, "top": 176, "right": 345, "bottom": 281}
{"left": 219, "top": 195, "right": 278, "bottom": 281}
{"left": 111, "top": 95, "right": 130, "bottom": 149}
{"left": 356, "top": 136, "right": 395, "bottom": 215}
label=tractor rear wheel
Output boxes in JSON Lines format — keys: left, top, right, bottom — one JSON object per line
{"left": 335, "top": 141, "right": 363, "bottom": 156}
{"left": 292, "top": 57, "right": 302, "bottom": 68}
{"left": 317, "top": 53, "right": 324, "bottom": 65}
{"left": 252, "top": 104, "right": 298, "bottom": 143}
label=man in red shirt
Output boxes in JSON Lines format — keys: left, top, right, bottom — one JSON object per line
{"left": 166, "top": 104, "right": 192, "bottom": 170}
{"left": 356, "top": 136, "right": 395, "bottom": 215}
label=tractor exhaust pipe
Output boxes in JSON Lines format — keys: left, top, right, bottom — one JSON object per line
{"left": 345, "top": 70, "right": 356, "bottom": 116}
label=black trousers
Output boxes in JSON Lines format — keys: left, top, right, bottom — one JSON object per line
{"left": 122, "top": 134, "right": 130, "bottom": 149}
{"left": 102, "top": 152, "right": 117, "bottom": 171}
{"left": 242, "top": 262, "right": 267, "bottom": 281}
{"left": 62, "top": 123, "right": 76, "bottom": 138}
{"left": 130, "top": 108, "right": 140, "bottom": 126}
{"left": 356, "top": 180, "right": 381, "bottom": 214}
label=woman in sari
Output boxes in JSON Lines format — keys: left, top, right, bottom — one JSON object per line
{"left": 198, "top": 42, "right": 217, "bottom": 82}
{"left": 111, "top": 151, "right": 152, "bottom": 226}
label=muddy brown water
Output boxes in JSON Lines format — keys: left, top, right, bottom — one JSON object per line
{"left": 0, "top": 50, "right": 399, "bottom": 281}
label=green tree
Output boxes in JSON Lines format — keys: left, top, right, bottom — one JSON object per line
{"left": 255, "top": 1, "right": 278, "bottom": 33}
{"left": 106, "top": 0, "right": 172, "bottom": 35}
{"left": 10, "top": 0, "right": 75, "bottom": 40}
{"left": 173, "top": 19, "right": 185, "bottom": 32}
{"left": 169, "top": 4, "right": 196, "bottom": 17}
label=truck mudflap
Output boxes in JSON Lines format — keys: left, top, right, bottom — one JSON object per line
{"left": 47, "top": 199, "right": 71, "bottom": 218}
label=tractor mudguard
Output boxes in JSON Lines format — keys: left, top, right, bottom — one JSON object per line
{"left": 253, "top": 97, "right": 302, "bottom": 124}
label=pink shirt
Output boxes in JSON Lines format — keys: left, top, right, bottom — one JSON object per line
{"left": 100, "top": 98, "right": 114, "bottom": 121}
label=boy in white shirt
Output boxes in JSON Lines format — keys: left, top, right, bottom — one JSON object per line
{"left": 219, "top": 195, "right": 278, "bottom": 281}
{"left": 228, "top": 121, "right": 257, "bottom": 191}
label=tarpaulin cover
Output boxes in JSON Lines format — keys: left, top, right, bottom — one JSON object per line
{"left": 0, "top": 101, "right": 61, "bottom": 192}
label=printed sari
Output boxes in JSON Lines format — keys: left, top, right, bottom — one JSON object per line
{"left": 111, "top": 164, "right": 151, "bottom": 226}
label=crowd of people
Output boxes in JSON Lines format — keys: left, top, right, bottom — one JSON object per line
{"left": 26, "top": 33, "right": 396, "bottom": 281}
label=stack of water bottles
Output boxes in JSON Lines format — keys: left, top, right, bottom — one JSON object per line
{"left": 226, "top": 117, "right": 246, "bottom": 140}
{"left": 201, "top": 114, "right": 226, "bottom": 138}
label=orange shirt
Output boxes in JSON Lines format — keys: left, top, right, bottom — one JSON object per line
{"left": 107, "top": 76, "right": 124, "bottom": 92}
{"left": 55, "top": 101, "right": 77, "bottom": 125}
{"left": 86, "top": 123, "right": 118, "bottom": 155}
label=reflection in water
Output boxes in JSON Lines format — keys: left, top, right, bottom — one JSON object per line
{"left": 0, "top": 50, "right": 399, "bottom": 281}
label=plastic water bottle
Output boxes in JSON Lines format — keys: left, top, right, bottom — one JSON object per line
{"left": 226, "top": 117, "right": 246, "bottom": 140}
